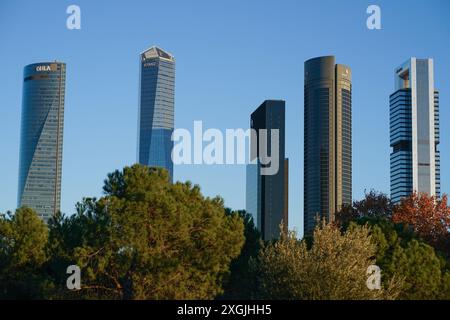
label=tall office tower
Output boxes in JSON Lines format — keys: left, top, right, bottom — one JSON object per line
{"left": 390, "top": 58, "right": 440, "bottom": 204}
{"left": 18, "top": 62, "right": 66, "bottom": 222}
{"left": 304, "top": 56, "right": 352, "bottom": 235}
{"left": 246, "top": 100, "right": 288, "bottom": 241}
{"left": 138, "top": 46, "right": 175, "bottom": 181}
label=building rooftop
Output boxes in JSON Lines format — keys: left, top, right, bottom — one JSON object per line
{"left": 141, "top": 46, "right": 175, "bottom": 62}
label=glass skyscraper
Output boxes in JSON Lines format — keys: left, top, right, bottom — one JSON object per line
{"left": 304, "top": 56, "right": 352, "bottom": 235}
{"left": 138, "top": 46, "right": 175, "bottom": 181}
{"left": 246, "top": 162, "right": 261, "bottom": 230}
{"left": 246, "top": 100, "right": 288, "bottom": 241}
{"left": 17, "top": 62, "right": 66, "bottom": 222}
{"left": 390, "top": 58, "right": 440, "bottom": 203}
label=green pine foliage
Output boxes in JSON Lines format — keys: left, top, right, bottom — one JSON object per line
{"left": 0, "top": 164, "right": 245, "bottom": 300}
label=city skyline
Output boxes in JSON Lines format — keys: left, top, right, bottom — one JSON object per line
{"left": 1, "top": 0, "right": 449, "bottom": 238}
{"left": 12, "top": 54, "right": 443, "bottom": 232}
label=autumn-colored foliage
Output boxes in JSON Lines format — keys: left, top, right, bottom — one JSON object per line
{"left": 335, "top": 190, "right": 393, "bottom": 228}
{"left": 392, "top": 192, "right": 450, "bottom": 250}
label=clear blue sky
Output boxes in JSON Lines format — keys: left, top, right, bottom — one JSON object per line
{"left": 1, "top": 0, "right": 449, "bottom": 237}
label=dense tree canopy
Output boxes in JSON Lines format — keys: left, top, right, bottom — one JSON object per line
{"left": 2, "top": 179, "right": 450, "bottom": 300}
{"left": 251, "top": 221, "right": 402, "bottom": 300}
{"left": 1, "top": 165, "right": 245, "bottom": 300}
{"left": 54, "top": 165, "right": 245, "bottom": 299}
{"left": 0, "top": 208, "right": 52, "bottom": 299}
{"left": 349, "top": 217, "right": 450, "bottom": 299}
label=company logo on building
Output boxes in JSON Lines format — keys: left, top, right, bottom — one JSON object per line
{"left": 36, "top": 65, "right": 51, "bottom": 72}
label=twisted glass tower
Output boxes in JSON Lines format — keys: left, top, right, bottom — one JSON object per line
{"left": 304, "top": 56, "right": 352, "bottom": 235}
{"left": 138, "top": 46, "right": 175, "bottom": 181}
{"left": 390, "top": 58, "right": 440, "bottom": 203}
{"left": 18, "top": 62, "right": 66, "bottom": 221}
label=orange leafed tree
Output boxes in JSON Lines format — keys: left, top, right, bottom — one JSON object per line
{"left": 392, "top": 192, "right": 450, "bottom": 247}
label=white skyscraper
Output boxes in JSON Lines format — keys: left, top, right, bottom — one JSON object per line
{"left": 390, "top": 58, "right": 440, "bottom": 203}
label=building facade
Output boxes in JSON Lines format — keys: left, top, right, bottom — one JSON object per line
{"left": 18, "top": 62, "right": 66, "bottom": 221}
{"left": 138, "top": 46, "right": 175, "bottom": 180}
{"left": 390, "top": 58, "right": 440, "bottom": 203}
{"left": 304, "top": 56, "right": 352, "bottom": 235}
{"left": 246, "top": 100, "right": 288, "bottom": 241}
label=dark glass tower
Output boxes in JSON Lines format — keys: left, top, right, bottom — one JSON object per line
{"left": 390, "top": 58, "right": 440, "bottom": 203}
{"left": 246, "top": 100, "right": 288, "bottom": 241}
{"left": 18, "top": 62, "right": 66, "bottom": 221}
{"left": 138, "top": 46, "right": 175, "bottom": 180}
{"left": 304, "top": 56, "right": 352, "bottom": 235}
